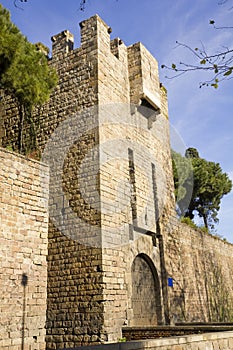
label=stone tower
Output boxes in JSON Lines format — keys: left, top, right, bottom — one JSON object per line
{"left": 42, "top": 15, "right": 175, "bottom": 348}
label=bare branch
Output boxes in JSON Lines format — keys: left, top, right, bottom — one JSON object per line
{"left": 218, "top": 0, "right": 233, "bottom": 10}
{"left": 14, "top": 0, "right": 24, "bottom": 10}
{"left": 218, "top": 0, "right": 228, "bottom": 5}
{"left": 14, "top": 0, "right": 28, "bottom": 9}
{"left": 80, "top": 0, "right": 87, "bottom": 11}
{"left": 211, "top": 23, "right": 233, "bottom": 29}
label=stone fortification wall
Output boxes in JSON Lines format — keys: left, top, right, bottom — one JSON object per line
{"left": 0, "top": 148, "right": 49, "bottom": 349}
{"left": 1, "top": 13, "right": 233, "bottom": 350}
{"left": 164, "top": 217, "right": 233, "bottom": 324}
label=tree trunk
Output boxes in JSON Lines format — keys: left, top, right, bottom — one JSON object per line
{"left": 0, "top": 94, "right": 5, "bottom": 147}
{"left": 18, "top": 104, "right": 25, "bottom": 154}
{"left": 203, "top": 213, "right": 208, "bottom": 229}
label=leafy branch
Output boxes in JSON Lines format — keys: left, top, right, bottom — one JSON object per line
{"left": 162, "top": 0, "right": 233, "bottom": 88}
{"left": 162, "top": 41, "right": 233, "bottom": 88}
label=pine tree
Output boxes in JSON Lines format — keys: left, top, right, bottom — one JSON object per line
{"left": 0, "top": 4, "right": 57, "bottom": 154}
{"left": 172, "top": 148, "right": 232, "bottom": 230}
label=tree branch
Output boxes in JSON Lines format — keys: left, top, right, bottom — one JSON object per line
{"left": 162, "top": 41, "right": 233, "bottom": 88}
{"left": 80, "top": 0, "right": 87, "bottom": 11}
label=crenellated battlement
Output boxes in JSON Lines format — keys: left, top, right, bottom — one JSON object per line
{"left": 48, "top": 15, "right": 166, "bottom": 114}
{"left": 51, "top": 30, "right": 74, "bottom": 55}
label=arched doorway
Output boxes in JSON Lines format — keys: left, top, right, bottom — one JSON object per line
{"left": 131, "top": 254, "right": 162, "bottom": 326}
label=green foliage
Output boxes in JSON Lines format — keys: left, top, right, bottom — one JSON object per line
{"left": 185, "top": 147, "right": 199, "bottom": 159}
{"left": 211, "top": 82, "right": 219, "bottom": 89}
{"left": 180, "top": 216, "right": 198, "bottom": 229}
{"left": 0, "top": 4, "right": 58, "bottom": 153}
{"left": 118, "top": 337, "right": 126, "bottom": 342}
{"left": 0, "top": 4, "right": 22, "bottom": 80}
{"left": 172, "top": 148, "right": 232, "bottom": 230}
{"left": 188, "top": 150, "right": 232, "bottom": 229}
{"left": 2, "top": 39, "right": 57, "bottom": 109}
{"left": 180, "top": 217, "right": 208, "bottom": 233}
{"left": 0, "top": 4, "right": 57, "bottom": 109}
{"left": 200, "top": 59, "right": 206, "bottom": 65}
{"left": 224, "top": 67, "right": 233, "bottom": 76}
{"left": 6, "top": 144, "right": 13, "bottom": 152}
{"left": 214, "top": 64, "right": 218, "bottom": 73}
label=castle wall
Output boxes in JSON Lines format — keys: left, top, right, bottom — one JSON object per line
{"left": 164, "top": 217, "right": 233, "bottom": 323}
{"left": 1, "top": 13, "right": 233, "bottom": 350}
{"left": 0, "top": 148, "right": 49, "bottom": 349}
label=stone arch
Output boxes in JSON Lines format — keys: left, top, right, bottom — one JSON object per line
{"left": 131, "top": 253, "right": 162, "bottom": 326}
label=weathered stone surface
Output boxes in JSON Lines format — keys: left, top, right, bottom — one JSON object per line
{"left": 1, "top": 14, "right": 233, "bottom": 350}
{"left": 164, "top": 217, "right": 233, "bottom": 323}
{"left": 0, "top": 148, "right": 49, "bottom": 349}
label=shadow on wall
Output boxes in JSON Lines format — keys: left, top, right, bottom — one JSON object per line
{"left": 201, "top": 252, "right": 233, "bottom": 322}
{"left": 169, "top": 238, "right": 233, "bottom": 324}
{"left": 21, "top": 273, "right": 28, "bottom": 350}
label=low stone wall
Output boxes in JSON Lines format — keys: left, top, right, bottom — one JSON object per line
{"left": 0, "top": 148, "right": 49, "bottom": 349}
{"left": 66, "top": 331, "right": 233, "bottom": 350}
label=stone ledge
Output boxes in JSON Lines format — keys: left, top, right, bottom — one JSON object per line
{"left": 63, "top": 331, "right": 233, "bottom": 349}
{"left": 122, "top": 325, "right": 233, "bottom": 341}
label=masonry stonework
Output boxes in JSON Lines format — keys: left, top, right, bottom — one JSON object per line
{"left": 0, "top": 148, "right": 49, "bottom": 349}
{"left": 42, "top": 15, "right": 173, "bottom": 347}
{"left": 1, "top": 14, "right": 233, "bottom": 350}
{"left": 165, "top": 218, "right": 233, "bottom": 324}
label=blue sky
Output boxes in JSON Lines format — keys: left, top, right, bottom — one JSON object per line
{"left": 1, "top": 0, "right": 233, "bottom": 242}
